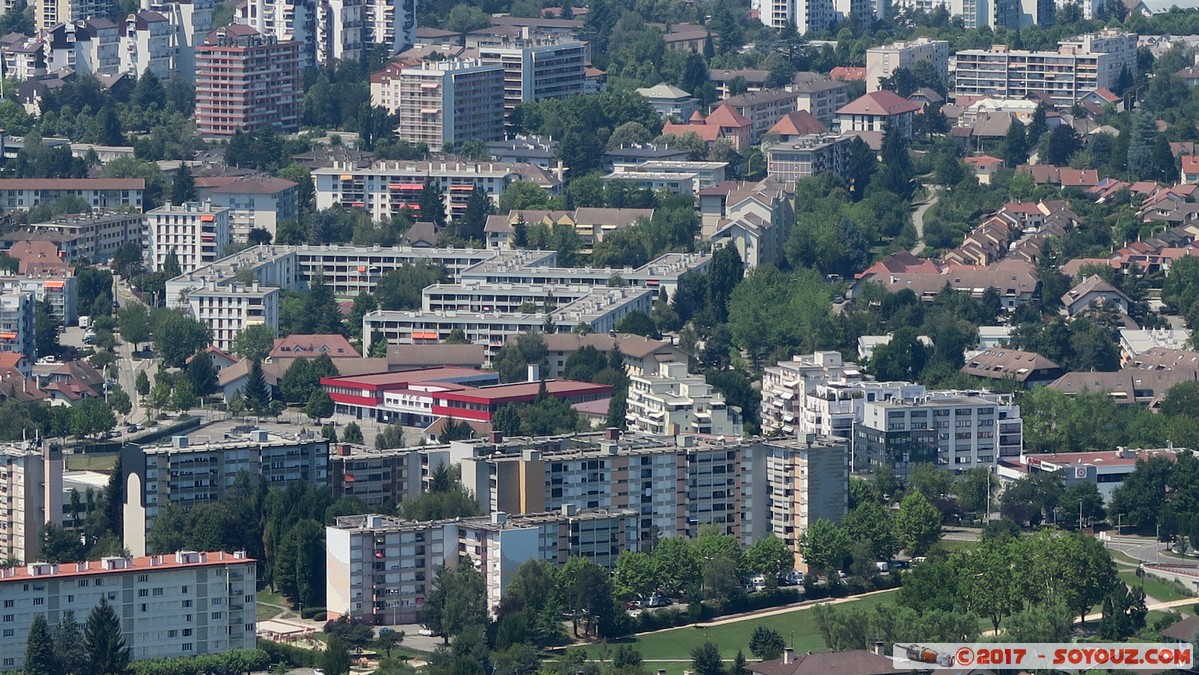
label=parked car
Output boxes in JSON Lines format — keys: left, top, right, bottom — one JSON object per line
{"left": 644, "top": 594, "right": 669, "bottom": 608}
{"left": 875, "top": 561, "right": 890, "bottom": 573}
{"left": 625, "top": 599, "right": 642, "bottom": 610}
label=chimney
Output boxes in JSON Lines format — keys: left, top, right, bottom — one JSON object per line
{"left": 783, "top": 649, "right": 794, "bottom": 664}
{"left": 489, "top": 431, "right": 503, "bottom": 443}
{"left": 604, "top": 427, "right": 620, "bottom": 441}
{"left": 527, "top": 363, "right": 540, "bottom": 382}
{"left": 873, "top": 642, "right": 886, "bottom": 657}
{"left": 339, "top": 444, "right": 351, "bottom": 456}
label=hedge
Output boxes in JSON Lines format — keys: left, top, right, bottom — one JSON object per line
{"left": 130, "top": 648, "right": 270, "bottom": 675}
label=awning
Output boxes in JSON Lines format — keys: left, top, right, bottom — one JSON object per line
{"left": 413, "top": 331, "right": 439, "bottom": 340}
{"left": 200, "top": 215, "right": 215, "bottom": 222}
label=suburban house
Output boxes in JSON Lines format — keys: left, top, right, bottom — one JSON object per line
{"left": 835, "top": 90, "right": 921, "bottom": 136}
{"left": 1061, "top": 275, "right": 1131, "bottom": 317}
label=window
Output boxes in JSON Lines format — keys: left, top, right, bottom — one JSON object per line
{"left": 152, "top": 588, "right": 164, "bottom": 596}
{"left": 138, "top": 589, "right": 148, "bottom": 597}
{"left": 1, "top": 629, "right": 11, "bottom": 637}
{"left": 183, "top": 628, "right": 192, "bottom": 637}
{"left": 137, "top": 574, "right": 149, "bottom": 582}
{"left": 2, "top": 615, "right": 12, "bottom": 623}
{"left": 182, "top": 643, "right": 193, "bottom": 652}
{"left": 168, "top": 629, "right": 178, "bottom": 638}
{"left": 183, "top": 600, "right": 192, "bottom": 608}
{"left": 1, "top": 600, "right": 10, "bottom": 608}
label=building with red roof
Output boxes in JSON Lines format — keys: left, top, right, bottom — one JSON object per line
{"left": 661, "top": 105, "right": 752, "bottom": 151}
{"left": 964, "top": 154, "right": 1004, "bottom": 184}
{"left": 835, "top": 90, "right": 921, "bottom": 137}
{"left": 1183, "top": 155, "right": 1199, "bottom": 183}
{"left": 766, "top": 110, "right": 826, "bottom": 139}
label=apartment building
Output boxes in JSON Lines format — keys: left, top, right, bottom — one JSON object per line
{"left": 765, "top": 134, "right": 852, "bottom": 187}
{"left": 477, "top": 37, "right": 587, "bottom": 115}
{"left": 22, "top": 211, "right": 144, "bottom": 263}
{"left": 484, "top": 207, "right": 653, "bottom": 252}
{"left": 788, "top": 72, "right": 850, "bottom": 124}
{"left": 121, "top": 431, "right": 329, "bottom": 556}
{"left": 0, "top": 551, "right": 255, "bottom": 670}
{"left": 0, "top": 273, "right": 78, "bottom": 326}
{"left": 195, "top": 25, "right": 302, "bottom": 139}
{"left": 329, "top": 442, "right": 447, "bottom": 508}
{"left": 754, "top": 434, "right": 848, "bottom": 557}
{"left": 0, "top": 290, "right": 35, "bottom": 359}
{"left": 0, "top": 442, "right": 62, "bottom": 566}
{"left": 362, "top": 287, "right": 655, "bottom": 361}
{"left": 761, "top": 351, "right": 926, "bottom": 439}
{"left": 186, "top": 282, "right": 279, "bottom": 352}
{"left": 536, "top": 332, "right": 688, "bottom": 378}
{"left": 145, "top": 201, "right": 232, "bottom": 275}
{"left": 626, "top": 361, "right": 741, "bottom": 437}
{"left": 148, "top": 0, "right": 215, "bottom": 80}
{"left": 238, "top": 0, "right": 319, "bottom": 63}
{"left": 313, "top": 160, "right": 562, "bottom": 224}
{"left": 723, "top": 89, "right": 799, "bottom": 141}
{"left": 120, "top": 10, "right": 173, "bottom": 78}
{"left": 605, "top": 160, "right": 729, "bottom": 195}
{"left": 43, "top": 18, "right": 121, "bottom": 75}
{"left": 865, "top": 38, "right": 950, "bottom": 92}
{"left": 835, "top": 90, "right": 921, "bottom": 136}
{"left": 326, "top": 508, "right": 637, "bottom": 623}
{"left": 954, "top": 30, "right": 1137, "bottom": 108}
{"left": 458, "top": 250, "right": 709, "bottom": 298}
{"left": 856, "top": 393, "right": 1024, "bottom": 477}
{"left": 757, "top": 0, "right": 835, "bottom": 32}
{"left": 0, "top": 178, "right": 145, "bottom": 213}
{"left": 391, "top": 59, "right": 505, "bottom": 153}
{"left": 35, "top": 0, "right": 111, "bottom": 31}
{"left": 240, "top": 0, "right": 413, "bottom": 65}
{"left": 195, "top": 175, "right": 299, "bottom": 241}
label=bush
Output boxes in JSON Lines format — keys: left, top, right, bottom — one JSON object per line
{"left": 257, "top": 638, "right": 317, "bottom": 668}
{"left": 132, "top": 648, "right": 270, "bottom": 675}
{"left": 301, "top": 606, "right": 326, "bottom": 620}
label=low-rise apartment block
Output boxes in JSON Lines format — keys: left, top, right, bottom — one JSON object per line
{"left": 146, "top": 201, "right": 232, "bottom": 274}
{"left": 626, "top": 362, "right": 741, "bottom": 436}
{"left": 186, "top": 281, "right": 279, "bottom": 353}
{"left": 0, "top": 551, "right": 256, "bottom": 670}
{"left": 954, "top": 29, "right": 1137, "bottom": 108}
{"left": 313, "top": 160, "right": 562, "bottom": 224}
{"left": 856, "top": 393, "right": 1023, "bottom": 477}
{"left": 765, "top": 134, "right": 852, "bottom": 187}
{"left": 326, "top": 508, "right": 637, "bottom": 624}
{"left": 865, "top": 38, "right": 950, "bottom": 92}
{"left": 0, "top": 290, "right": 35, "bottom": 359}
{"left": 121, "top": 431, "right": 329, "bottom": 556}
{"left": 195, "top": 175, "right": 299, "bottom": 241}
{"left": 723, "top": 88, "right": 799, "bottom": 141}
{"left": 605, "top": 160, "right": 728, "bottom": 195}
{"left": 0, "top": 178, "right": 144, "bottom": 212}
{"left": 0, "top": 273, "right": 77, "bottom": 326}
{"left": 18, "top": 211, "right": 144, "bottom": 263}
{"left": 0, "top": 442, "right": 62, "bottom": 565}
{"left": 788, "top": 72, "right": 850, "bottom": 125}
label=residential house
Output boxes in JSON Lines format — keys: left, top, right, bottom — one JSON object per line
{"left": 961, "top": 348, "right": 1064, "bottom": 387}
{"left": 661, "top": 106, "right": 753, "bottom": 151}
{"left": 765, "top": 111, "right": 827, "bottom": 139}
{"left": 835, "top": 90, "right": 921, "bottom": 136}
{"left": 270, "top": 334, "right": 361, "bottom": 360}
{"left": 698, "top": 179, "right": 795, "bottom": 268}
{"left": 1061, "top": 274, "right": 1131, "bottom": 317}
{"left": 965, "top": 155, "right": 1004, "bottom": 184}
{"left": 635, "top": 83, "right": 698, "bottom": 120}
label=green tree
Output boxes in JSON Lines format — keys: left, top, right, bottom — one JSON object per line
{"left": 612, "top": 550, "right": 657, "bottom": 598}
{"left": 650, "top": 536, "right": 701, "bottom": 597}
{"left": 70, "top": 398, "right": 116, "bottom": 437}
{"left": 187, "top": 351, "right": 218, "bottom": 397}
{"left": 273, "top": 519, "right": 325, "bottom": 609}
{"left": 53, "top": 611, "right": 85, "bottom": 675}
{"left": 116, "top": 304, "right": 151, "bottom": 351}
{"left": 418, "top": 176, "right": 447, "bottom": 227}
{"left": 241, "top": 359, "right": 271, "bottom": 413}
{"left": 170, "top": 163, "right": 196, "bottom": 204}
{"left": 499, "top": 181, "right": 553, "bottom": 212}
{"left": 691, "top": 641, "right": 725, "bottom": 675}
{"left": 231, "top": 324, "right": 276, "bottom": 362}
{"left": 842, "top": 500, "right": 898, "bottom": 561}
{"left": 25, "top": 613, "right": 57, "bottom": 675}
{"left": 84, "top": 597, "right": 131, "bottom": 675}
{"left": 799, "top": 518, "right": 850, "bottom": 576}
{"left": 376, "top": 425, "right": 404, "bottom": 450}
{"left": 459, "top": 185, "right": 492, "bottom": 241}
{"left": 171, "top": 379, "right": 198, "bottom": 411}
{"left": 317, "top": 635, "right": 352, "bottom": 675}
{"left": 152, "top": 310, "right": 210, "bottom": 367}
{"left": 1059, "top": 480, "right": 1106, "bottom": 529}
{"left": 343, "top": 422, "right": 364, "bottom": 444}
{"left": 305, "top": 389, "right": 334, "bottom": 421}
{"left": 107, "top": 387, "right": 132, "bottom": 416}
{"left": 423, "top": 562, "right": 488, "bottom": 642}
{"left": 894, "top": 491, "right": 941, "bottom": 555}
{"left": 955, "top": 468, "right": 994, "bottom": 514}
{"left": 745, "top": 535, "right": 793, "bottom": 582}
{"left": 748, "top": 626, "right": 786, "bottom": 661}
{"left": 34, "top": 299, "right": 61, "bottom": 358}
{"left": 494, "top": 331, "right": 548, "bottom": 383}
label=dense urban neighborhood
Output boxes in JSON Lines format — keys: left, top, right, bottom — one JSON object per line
{"left": 7, "top": 0, "right": 1199, "bottom": 672}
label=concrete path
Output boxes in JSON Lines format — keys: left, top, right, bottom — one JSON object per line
{"left": 910, "top": 185, "right": 940, "bottom": 256}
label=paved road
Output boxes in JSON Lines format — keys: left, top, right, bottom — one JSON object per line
{"left": 910, "top": 185, "right": 941, "bottom": 256}
{"left": 112, "top": 276, "right": 154, "bottom": 426}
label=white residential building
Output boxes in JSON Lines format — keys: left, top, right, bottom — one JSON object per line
{"left": 0, "top": 290, "right": 35, "bottom": 359}
{"left": 477, "top": 37, "right": 587, "bottom": 116}
{"left": 145, "top": 201, "right": 232, "bottom": 275}
{"left": 865, "top": 38, "right": 950, "bottom": 92}
{"left": 149, "top": 0, "right": 215, "bottom": 80}
{"left": 240, "top": 0, "right": 414, "bottom": 65}
{"left": 388, "top": 59, "right": 506, "bottom": 153}
{"left": 43, "top": 18, "right": 122, "bottom": 75}
{"left": 0, "top": 273, "right": 78, "bottom": 326}
{"left": 954, "top": 29, "right": 1137, "bottom": 108}
{"left": 186, "top": 282, "right": 280, "bottom": 352}
{"left": 119, "top": 10, "right": 174, "bottom": 78}
{"left": 761, "top": 351, "right": 926, "bottom": 440}
{"left": 0, "top": 551, "right": 256, "bottom": 671}
{"left": 313, "top": 160, "right": 562, "bottom": 224}
{"left": 856, "top": 393, "right": 1024, "bottom": 477}
{"left": 121, "top": 431, "right": 328, "bottom": 556}
{"left": 0, "top": 442, "right": 62, "bottom": 566}
{"left": 326, "top": 508, "right": 638, "bottom": 623}
{"left": 756, "top": 0, "right": 835, "bottom": 32}
{"left": 0, "top": 178, "right": 145, "bottom": 213}
{"left": 35, "top": 0, "right": 111, "bottom": 31}
{"left": 755, "top": 435, "right": 848, "bottom": 558}
{"left": 23, "top": 211, "right": 144, "bottom": 264}
{"left": 626, "top": 361, "right": 741, "bottom": 437}
{"left": 195, "top": 175, "right": 299, "bottom": 241}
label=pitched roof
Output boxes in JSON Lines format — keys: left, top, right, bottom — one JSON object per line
{"left": 270, "top": 334, "right": 360, "bottom": 359}
{"left": 964, "top": 154, "right": 1003, "bottom": 168}
{"left": 836, "top": 90, "right": 921, "bottom": 117}
{"left": 205, "top": 174, "right": 297, "bottom": 195}
{"left": 706, "top": 105, "right": 752, "bottom": 128}
{"left": 386, "top": 344, "right": 487, "bottom": 369}
{"left": 1183, "top": 156, "right": 1199, "bottom": 175}
{"left": 1162, "top": 614, "right": 1199, "bottom": 641}
{"left": 529, "top": 332, "right": 687, "bottom": 361}
{"left": 636, "top": 83, "right": 693, "bottom": 100}
{"left": 829, "top": 66, "right": 866, "bottom": 81}
{"left": 748, "top": 650, "right": 907, "bottom": 675}
{"left": 962, "top": 348, "right": 1062, "bottom": 382}
{"left": 1063, "top": 274, "right": 1130, "bottom": 306}
{"left": 768, "top": 110, "right": 826, "bottom": 136}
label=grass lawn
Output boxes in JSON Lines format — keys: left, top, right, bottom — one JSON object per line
{"left": 601, "top": 590, "right": 898, "bottom": 663}
{"left": 1110, "top": 549, "right": 1144, "bottom": 566}
{"left": 66, "top": 452, "right": 118, "bottom": 472}
{"left": 1119, "top": 572, "right": 1194, "bottom": 603}
{"left": 256, "top": 587, "right": 290, "bottom": 622}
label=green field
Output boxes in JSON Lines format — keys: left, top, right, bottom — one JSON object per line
{"left": 1119, "top": 572, "right": 1194, "bottom": 603}
{"left": 66, "top": 453, "right": 118, "bottom": 472}
{"left": 256, "top": 587, "right": 290, "bottom": 622}
{"left": 603, "top": 590, "right": 898, "bottom": 663}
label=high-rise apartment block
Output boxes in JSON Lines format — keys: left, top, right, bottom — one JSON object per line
{"left": 755, "top": 0, "right": 834, "bottom": 33}
{"left": 195, "top": 25, "right": 302, "bottom": 139}
{"left": 145, "top": 201, "right": 232, "bottom": 275}
{"left": 186, "top": 281, "right": 279, "bottom": 352}
{"left": 865, "top": 38, "right": 950, "bottom": 92}
{"left": 954, "top": 29, "right": 1136, "bottom": 107}
{"left": 0, "top": 551, "right": 256, "bottom": 671}
{"left": 121, "top": 431, "right": 329, "bottom": 556}
{"left": 120, "top": 10, "right": 173, "bottom": 78}
{"left": 241, "top": 0, "right": 414, "bottom": 65}
{"left": 148, "top": 0, "right": 215, "bottom": 80}
{"left": 36, "top": 0, "right": 113, "bottom": 32}
{"left": 327, "top": 508, "right": 639, "bottom": 624}
{"left": 0, "top": 442, "right": 62, "bottom": 565}
{"left": 477, "top": 37, "right": 587, "bottom": 115}
{"left": 43, "top": 18, "right": 121, "bottom": 75}
{"left": 387, "top": 59, "right": 506, "bottom": 152}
